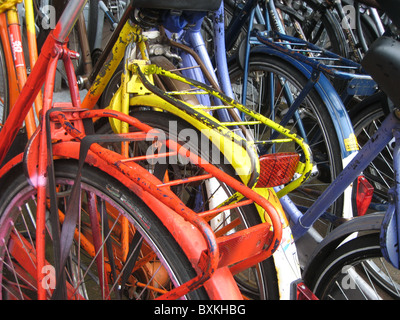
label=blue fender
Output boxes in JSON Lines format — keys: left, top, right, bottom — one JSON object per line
{"left": 249, "top": 46, "right": 357, "bottom": 159}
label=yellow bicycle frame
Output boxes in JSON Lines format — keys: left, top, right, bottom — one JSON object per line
{"left": 81, "top": 20, "right": 313, "bottom": 209}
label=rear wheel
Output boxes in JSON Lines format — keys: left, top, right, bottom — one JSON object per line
{"left": 229, "top": 54, "right": 343, "bottom": 233}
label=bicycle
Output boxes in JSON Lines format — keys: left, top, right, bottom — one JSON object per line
{"left": 0, "top": 0, "right": 293, "bottom": 300}
{"left": 153, "top": 0, "right": 398, "bottom": 300}
{"left": 163, "top": 0, "right": 374, "bottom": 258}
{"left": 300, "top": 0, "right": 400, "bottom": 299}
{"left": 0, "top": 0, "right": 43, "bottom": 140}
{"left": 226, "top": 0, "right": 384, "bottom": 63}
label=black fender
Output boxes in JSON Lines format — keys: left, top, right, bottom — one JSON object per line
{"left": 302, "top": 213, "right": 384, "bottom": 279}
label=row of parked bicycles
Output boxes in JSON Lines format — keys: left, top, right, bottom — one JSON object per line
{"left": 0, "top": 0, "right": 398, "bottom": 300}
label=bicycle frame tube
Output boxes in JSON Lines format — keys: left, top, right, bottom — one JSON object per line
{"left": 291, "top": 111, "right": 400, "bottom": 239}
{"left": 212, "top": 3, "right": 234, "bottom": 100}
{"left": 381, "top": 128, "right": 400, "bottom": 269}
{"left": 24, "top": 0, "right": 43, "bottom": 123}
{"left": 52, "top": 0, "right": 88, "bottom": 43}
{"left": 3, "top": 7, "right": 37, "bottom": 136}
{"left": 0, "top": 13, "right": 18, "bottom": 109}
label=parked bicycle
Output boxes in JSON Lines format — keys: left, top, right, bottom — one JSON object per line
{"left": 302, "top": 0, "right": 400, "bottom": 299}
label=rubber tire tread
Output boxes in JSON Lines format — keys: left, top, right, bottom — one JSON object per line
{"left": 0, "top": 160, "right": 209, "bottom": 300}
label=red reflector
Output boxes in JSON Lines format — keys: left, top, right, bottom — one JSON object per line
{"left": 356, "top": 176, "right": 374, "bottom": 216}
{"left": 295, "top": 281, "right": 319, "bottom": 300}
{"left": 256, "top": 152, "right": 299, "bottom": 188}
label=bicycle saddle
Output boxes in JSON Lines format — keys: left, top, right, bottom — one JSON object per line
{"left": 130, "top": 0, "right": 222, "bottom": 11}
{"left": 361, "top": 0, "right": 400, "bottom": 107}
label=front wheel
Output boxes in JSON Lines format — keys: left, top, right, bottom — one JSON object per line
{"left": 0, "top": 160, "right": 209, "bottom": 300}
{"left": 304, "top": 233, "right": 400, "bottom": 300}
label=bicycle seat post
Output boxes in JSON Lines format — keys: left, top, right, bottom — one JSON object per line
{"left": 52, "top": 0, "right": 88, "bottom": 43}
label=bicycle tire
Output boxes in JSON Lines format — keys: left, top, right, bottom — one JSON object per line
{"left": 229, "top": 53, "right": 343, "bottom": 231}
{"left": 0, "top": 160, "right": 209, "bottom": 300}
{"left": 96, "top": 110, "right": 280, "bottom": 299}
{"left": 304, "top": 233, "right": 400, "bottom": 299}
{"left": 87, "top": 0, "right": 99, "bottom": 53}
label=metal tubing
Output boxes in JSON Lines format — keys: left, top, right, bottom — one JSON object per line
{"left": 52, "top": 0, "right": 88, "bottom": 42}
{"left": 36, "top": 53, "right": 60, "bottom": 300}
{"left": 292, "top": 111, "right": 400, "bottom": 239}
{"left": 213, "top": 3, "right": 234, "bottom": 100}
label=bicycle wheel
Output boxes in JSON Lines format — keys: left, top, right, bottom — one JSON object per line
{"left": 0, "top": 37, "right": 8, "bottom": 127}
{"left": 0, "top": 160, "right": 209, "bottom": 300}
{"left": 275, "top": 0, "right": 349, "bottom": 58}
{"left": 96, "top": 110, "right": 280, "bottom": 299}
{"left": 304, "top": 233, "right": 400, "bottom": 299}
{"left": 229, "top": 54, "right": 343, "bottom": 231}
{"left": 351, "top": 92, "right": 392, "bottom": 207}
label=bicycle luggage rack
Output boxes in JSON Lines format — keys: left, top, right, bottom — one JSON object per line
{"left": 31, "top": 105, "right": 284, "bottom": 299}
{"left": 253, "top": 30, "right": 378, "bottom": 102}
